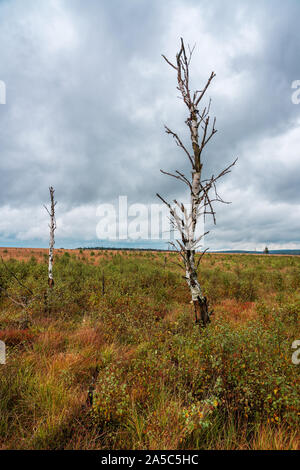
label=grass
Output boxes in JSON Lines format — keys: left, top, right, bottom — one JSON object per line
{"left": 0, "top": 250, "right": 299, "bottom": 449}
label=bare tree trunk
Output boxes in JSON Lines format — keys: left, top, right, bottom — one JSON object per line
{"left": 185, "top": 250, "right": 209, "bottom": 325}
{"left": 158, "top": 39, "right": 236, "bottom": 327}
{"left": 44, "top": 186, "right": 57, "bottom": 288}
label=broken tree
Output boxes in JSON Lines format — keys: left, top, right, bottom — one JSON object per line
{"left": 158, "top": 38, "right": 236, "bottom": 326}
{"left": 44, "top": 186, "right": 57, "bottom": 288}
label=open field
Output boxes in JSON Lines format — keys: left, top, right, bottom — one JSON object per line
{"left": 0, "top": 249, "right": 299, "bottom": 449}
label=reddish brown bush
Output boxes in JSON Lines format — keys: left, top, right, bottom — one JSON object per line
{"left": 0, "top": 328, "right": 35, "bottom": 346}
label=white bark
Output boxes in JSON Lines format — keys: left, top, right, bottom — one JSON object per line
{"left": 45, "top": 187, "right": 56, "bottom": 288}
{"left": 0, "top": 340, "right": 5, "bottom": 364}
{"left": 159, "top": 39, "right": 236, "bottom": 325}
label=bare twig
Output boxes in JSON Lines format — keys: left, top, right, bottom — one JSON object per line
{"left": 0, "top": 256, "right": 34, "bottom": 296}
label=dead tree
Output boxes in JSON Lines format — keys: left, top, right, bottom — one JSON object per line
{"left": 44, "top": 186, "right": 57, "bottom": 288}
{"left": 158, "top": 38, "right": 237, "bottom": 327}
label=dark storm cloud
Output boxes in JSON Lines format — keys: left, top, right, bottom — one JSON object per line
{"left": 0, "top": 0, "right": 299, "bottom": 248}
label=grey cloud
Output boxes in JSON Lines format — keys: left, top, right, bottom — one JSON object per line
{"left": 0, "top": 0, "right": 299, "bottom": 248}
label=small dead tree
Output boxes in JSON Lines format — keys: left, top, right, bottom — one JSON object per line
{"left": 158, "top": 38, "right": 237, "bottom": 326}
{"left": 44, "top": 186, "right": 57, "bottom": 288}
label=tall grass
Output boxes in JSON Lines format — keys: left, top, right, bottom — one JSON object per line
{"left": 0, "top": 252, "right": 299, "bottom": 449}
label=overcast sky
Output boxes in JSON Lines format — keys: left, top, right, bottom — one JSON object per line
{"left": 0, "top": 0, "right": 299, "bottom": 250}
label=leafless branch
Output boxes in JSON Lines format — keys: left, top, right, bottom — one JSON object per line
{"left": 196, "top": 248, "right": 209, "bottom": 270}
{"left": 0, "top": 286, "right": 27, "bottom": 308}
